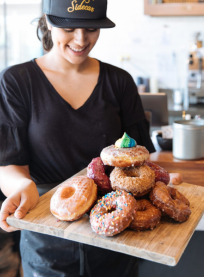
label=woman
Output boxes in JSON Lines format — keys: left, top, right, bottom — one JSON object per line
{"left": 0, "top": 0, "right": 155, "bottom": 276}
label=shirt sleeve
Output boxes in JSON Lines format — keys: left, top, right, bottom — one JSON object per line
{"left": 119, "top": 73, "right": 155, "bottom": 153}
{"left": 0, "top": 68, "right": 30, "bottom": 165}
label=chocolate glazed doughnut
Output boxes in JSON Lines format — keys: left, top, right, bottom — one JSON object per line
{"left": 149, "top": 181, "right": 191, "bottom": 222}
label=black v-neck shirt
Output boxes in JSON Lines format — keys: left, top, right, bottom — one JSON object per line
{"left": 0, "top": 59, "right": 155, "bottom": 185}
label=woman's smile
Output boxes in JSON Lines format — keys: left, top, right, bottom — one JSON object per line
{"left": 67, "top": 44, "right": 89, "bottom": 56}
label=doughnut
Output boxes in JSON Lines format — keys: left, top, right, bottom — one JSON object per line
{"left": 90, "top": 190, "right": 137, "bottom": 236}
{"left": 101, "top": 145, "right": 149, "bottom": 167}
{"left": 87, "top": 157, "right": 113, "bottom": 195}
{"left": 169, "top": 173, "right": 183, "bottom": 185}
{"left": 145, "top": 161, "right": 170, "bottom": 185}
{"left": 50, "top": 176, "right": 97, "bottom": 221}
{"left": 110, "top": 165, "right": 155, "bottom": 197}
{"left": 149, "top": 181, "right": 191, "bottom": 222}
{"left": 129, "top": 199, "right": 161, "bottom": 231}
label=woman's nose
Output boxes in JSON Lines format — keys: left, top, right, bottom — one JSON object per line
{"left": 74, "top": 29, "right": 87, "bottom": 45}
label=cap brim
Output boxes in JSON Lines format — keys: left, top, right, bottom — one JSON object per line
{"left": 46, "top": 15, "right": 115, "bottom": 29}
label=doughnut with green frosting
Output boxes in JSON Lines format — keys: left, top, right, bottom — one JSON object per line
{"left": 115, "top": 133, "right": 136, "bottom": 148}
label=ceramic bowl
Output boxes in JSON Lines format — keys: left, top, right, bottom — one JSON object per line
{"left": 156, "top": 134, "right": 172, "bottom": 151}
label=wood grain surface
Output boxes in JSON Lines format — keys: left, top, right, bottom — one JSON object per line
{"left": 6, "top": 167, "right": 204, "bottom": 266}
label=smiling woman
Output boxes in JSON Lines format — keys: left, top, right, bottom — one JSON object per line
{"left": 0, "top": 0, "right": 155, "bottom": 277}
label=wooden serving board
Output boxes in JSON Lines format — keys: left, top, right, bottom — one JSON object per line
{"left": 7, "top": 168, "right": 204, "bottom": 266}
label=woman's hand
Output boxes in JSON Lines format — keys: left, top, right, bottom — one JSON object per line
{"left": 0, "top": 181, "right": 39, "bottom": 232}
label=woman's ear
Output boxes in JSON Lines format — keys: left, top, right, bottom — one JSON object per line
{"left": 45, "top": 14, "right": 52, "bottom": 31}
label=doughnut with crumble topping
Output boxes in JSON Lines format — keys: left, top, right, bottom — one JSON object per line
{"left": 90, "top": 190, "right": 137, "bottom": 236}
{"left": 129, "top": 199, "right": 161, "bottom": 231}
{"left": 110, "top": 165, "right": 155, "bottom": 198}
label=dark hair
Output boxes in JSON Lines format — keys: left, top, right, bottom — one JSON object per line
{"left": 37, "top": 15, "right": 53, "bottom": 52}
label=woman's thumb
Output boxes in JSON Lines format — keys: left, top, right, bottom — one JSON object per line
{"left": 14, "top": 201, "right": 30, "bottom": 219}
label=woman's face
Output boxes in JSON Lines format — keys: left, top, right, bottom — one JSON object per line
{"left": 47, "top": 23, "right": 100, "bottom": 65}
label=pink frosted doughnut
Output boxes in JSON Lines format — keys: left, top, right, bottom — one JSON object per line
{"left": 90, "top": 190, "right": 137, "bottom": 236}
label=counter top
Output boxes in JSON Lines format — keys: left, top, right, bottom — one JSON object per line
{"left": 149, "top": 151, "right": 204, "bottom": 187}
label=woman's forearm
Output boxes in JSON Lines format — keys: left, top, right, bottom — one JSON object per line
{"left": 0, "top": 165, "right": 35, "bottom": 197}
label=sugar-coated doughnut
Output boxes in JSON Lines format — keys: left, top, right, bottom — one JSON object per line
{"left": 101, "top": 145, "right": 149, "bottom": 168}
{"left": 129, "top": 199, "right": 161, "bottom": 231}
{"left": 87, "top": 157, "right": 113, "bottom": 195}
{"left": 110, "top": 165, "right": 155, "bottom": 197}
{"left": 90, "top": 190, "right": 137, "bottom": 236}
{"left": 145, "top": 161, "right": 170, "bottom": 185}
{"left": 169, "top": 173, "right": 183, "bottom": 185}
{"left": 149, "top": 181, "right": 191, "bottom": 222}
{"left": 50, "top": 176, "right": 97, "bottom": 221}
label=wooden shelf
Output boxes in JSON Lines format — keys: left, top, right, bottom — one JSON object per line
{"left": 144, "top": 0, "right": 204, "bottom": 16}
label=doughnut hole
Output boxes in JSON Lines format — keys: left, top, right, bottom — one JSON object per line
{"left": 123, "top": 168, "right": 139, "bottom": 178}
{"left": 106, "top": 205, "right": 117, "bottom": 214}
{"left": 61, "top": 187, "right": 75, "bottom": 199}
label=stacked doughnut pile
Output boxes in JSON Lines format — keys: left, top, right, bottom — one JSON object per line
{"left": 50, "top": 133, "right": 191, "bottom": 237}
{"left": 88, "top": 133, "right": 191, "bottom": 236}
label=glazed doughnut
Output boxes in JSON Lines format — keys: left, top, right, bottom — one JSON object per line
{"left": 149, "top": 181, "right": 191, "bottom": 222}
{"left": 110, "top": 165, "right": 155, "bottom": 197}
{"left": 100, "top": 145, "right": 149, "bottom": 168}
{"left": 50, "top": 176, "right": 97, "bottom": 221}
{"left": 169, "top": 173, "right": 183, "bottom": 186}
{"left": 129, "top": 199, "right": 161, "bottom": 231}
{"left": 87, "top": 157, "right": 113, "bottom": 195}
{"left": 145, "top": 161, "right": 170, "bottom": 185}
{"left": 90, "top": 190, "right": 137, "bottom": 236}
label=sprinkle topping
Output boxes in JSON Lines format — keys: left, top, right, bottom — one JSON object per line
{"left": 90, "top": 190, "right": 137, "bottom": 236}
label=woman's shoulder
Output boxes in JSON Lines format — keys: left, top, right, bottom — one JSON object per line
{"left": 100, "top": 61, "right": 133, "bottom": 80}
{"left": 0, "top": 60, "right": 36, "bottom": 83}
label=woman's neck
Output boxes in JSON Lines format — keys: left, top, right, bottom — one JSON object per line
{"left": 43, "top": 49, "right": 91, "bottom": 74}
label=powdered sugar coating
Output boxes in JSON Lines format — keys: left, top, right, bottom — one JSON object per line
{"left": 100, "top": 145, "right": 149, "bottom": 167}
{"left": 90, "top": 190, "right": 137, "bottom": 236}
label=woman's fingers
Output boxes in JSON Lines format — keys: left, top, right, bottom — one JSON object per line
{"left": 169, "top": 173, "right": 183, "bottom": 185}
{"left": 0, "top": 203, "right": 21, "bottom": 232}
{"left": 0, "top": 181, "right": 39, "bottom": 232}
{"left": 14, "top": 197, "right": 32, "bottom": 219}
{"left": 14, "top": 190, "right": 39, "bottom": 219}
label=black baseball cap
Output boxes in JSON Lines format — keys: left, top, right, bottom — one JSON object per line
{"left": 43, "top": 0, "right": 115, "bottom": 29}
